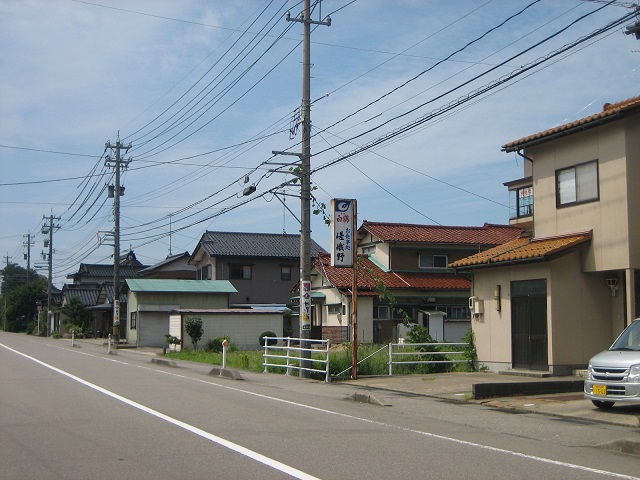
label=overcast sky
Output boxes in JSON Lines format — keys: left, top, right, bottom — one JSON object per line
{"left": 1, "top": 0, "right": 638, "bottom": 288}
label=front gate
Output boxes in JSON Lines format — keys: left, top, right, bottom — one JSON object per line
{"left": 511, "top": 279, "right": 548, "bottom": 370}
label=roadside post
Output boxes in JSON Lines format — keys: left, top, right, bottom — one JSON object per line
{"left": 222, "top": 339, "right": 229, "bottom": 369}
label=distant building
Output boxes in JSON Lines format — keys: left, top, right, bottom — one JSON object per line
{"left": 189, "top": 231, "right": 325, "bottom": 307}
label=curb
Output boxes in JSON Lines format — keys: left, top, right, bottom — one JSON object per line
{"left": 473, "top": 380, "right": 584, "bottom": 399}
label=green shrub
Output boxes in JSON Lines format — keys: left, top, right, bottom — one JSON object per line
{"left": 185, "top": 316, "right": 204, "bottom": 349}
{"left": 205, "top": 336, "right": 230, "bottom": 353}
{"left": 66, "top": 324, "right": 84, "bottom": 338}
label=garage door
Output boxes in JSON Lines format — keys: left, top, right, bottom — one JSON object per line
{"left": 138, "top": 312, "right": 169, "bottom": 347}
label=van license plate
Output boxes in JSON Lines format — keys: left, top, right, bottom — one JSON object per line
{"left": 593, "top": 384, "right": 607, "bottom": 396}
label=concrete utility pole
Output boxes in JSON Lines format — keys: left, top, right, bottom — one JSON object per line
{"left": 23, "top": 232, "right": 33, "bottom": 282}
{"left": 2, "top": 254, "right": 9, "bottom": 331}
{"left": 42, "top": 214, "right": 60, "bottom": 335}
{"left": 105, "top": 138, "right": 131, "bottom": 343}
{"left": 286, "top": 0, "right": 330, "bottom": 377}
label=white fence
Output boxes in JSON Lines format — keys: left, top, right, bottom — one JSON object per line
{"left": 263, "top": 336, "right": 331, "bottom": 383}
{"left": 388, "top": 342, "right": 470, "bottom": 376}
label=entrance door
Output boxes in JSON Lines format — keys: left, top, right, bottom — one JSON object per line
{"left": 511, "top": 279, "right": 548, "bottom": 370}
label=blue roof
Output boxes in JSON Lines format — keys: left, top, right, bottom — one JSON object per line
{"left": 125, "top": 279, "right": 237, "bottom": 294}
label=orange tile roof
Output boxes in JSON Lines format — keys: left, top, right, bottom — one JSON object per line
{"left": 359, "top": 221, "right": 523, "bottom": 246}
{"left": 502, "top": 95, "right": 640, "bottom": 152}
{"left": 314, "top": 252, "right": 470, "bottom": 293}
{"left": 449, "top": 232, "right": 591, "bottom": 269}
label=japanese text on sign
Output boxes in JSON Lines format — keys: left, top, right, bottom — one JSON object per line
{"left": 331, "top": 199, "right": 355, "bottom": 267}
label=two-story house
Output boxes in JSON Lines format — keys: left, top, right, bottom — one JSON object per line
{"left": 450, "top": 95, "right": 640, "bottom": 375}
{"left": 138, "top": 252, "right": 197, "bottom": 280}
{"left": 309, "top": 221, "right": 523, "bottom": 344}
{"left": 62, "top": 250, "right": 147, "bottom": 338}
{"left": 189, "top": 231, "right": 325, "bottom": 308}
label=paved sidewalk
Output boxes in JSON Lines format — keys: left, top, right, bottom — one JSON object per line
{"left": 341, "top": 372, "right": 640, "bottom": 429}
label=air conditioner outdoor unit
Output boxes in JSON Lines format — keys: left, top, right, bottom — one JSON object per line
{"left": 469, "top": 296, "right": 484, "bottom": 315}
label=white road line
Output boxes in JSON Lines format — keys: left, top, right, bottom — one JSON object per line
{"left": 32, "top": 342, "right": 640, "bottom": 480}
{"left": 1, "top": 343, "right": 321, "bottom": 480}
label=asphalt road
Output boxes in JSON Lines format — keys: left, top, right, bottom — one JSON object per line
{"left": 1, "top": 332, "right": 639, "bottom": 480}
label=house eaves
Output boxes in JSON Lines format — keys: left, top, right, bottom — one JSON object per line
{"left": 502, "top": 95, "right": 640, "bottom": 153}
{"left": 450, "top": 232, "right": 592, "bottom": 271}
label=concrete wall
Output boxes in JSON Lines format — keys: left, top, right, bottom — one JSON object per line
{"left": 183, "top": 312, "right": 283, "bottom": 350}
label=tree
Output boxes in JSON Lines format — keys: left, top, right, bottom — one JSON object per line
{"left": 1, "top": 263, "right": 40, "bottom": 296}
{"left": 185, "top": 316, "right": 204, "bottom": 349}
{"left": 60, "top": 296, "right": 92, "bottom": 328}
{"left": 4, "top": 277, "right": 47, "bottom": 332}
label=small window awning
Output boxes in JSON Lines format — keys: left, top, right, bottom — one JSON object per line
{"left": 290, "top": 291, "right": 326, "bottom": 303}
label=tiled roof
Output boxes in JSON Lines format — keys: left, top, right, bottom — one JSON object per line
{"left": 359, "top": 221, "right": 523, "bottom": 246}
{"left": 67, "top": 263, "right": 146, "bottom": 279}
{"left": 314, "top": 253, "right": 469, "bottom": 293}
{"left": 139, "top": 252, "right": 193, "bottom": 274}
{"left": 449, "top": 232, "right": 592, "bottom": 269}
{"left": 62, "top": 286, "right": 100, "bottom": 306}
{"left": 502, "top": 95, "right": 640, "bottom": 152}
{"left": 198, "top": 231, "right": 326, "bottom": 258}
{"left": 125, "top": 279, "right": 237, "bottom": 294}
{"left": 103, "top": 282, "right": 127, "bottom": 304}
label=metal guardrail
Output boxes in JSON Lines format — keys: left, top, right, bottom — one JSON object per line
{"left": 388, "top": 342, "right": 470, "bottom": 376}
{"left": 263, "top": 336, "right": 331, "bottom": 383}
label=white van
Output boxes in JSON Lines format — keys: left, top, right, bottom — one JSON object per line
{"left": 584, "top": 318, "right": 640, "bottom": 408}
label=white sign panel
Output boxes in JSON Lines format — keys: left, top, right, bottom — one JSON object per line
{"left": 301, "top": 280, "right": 311, "bottom": 331}
{"left": 331, "top": 199, "right": 355, "bottom": 268}
{"left": 113, "top": 299, "right": 120, "bottom": 326}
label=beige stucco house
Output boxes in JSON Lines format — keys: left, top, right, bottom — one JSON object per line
{"left": 450, "top": 95, "right": 640, "bottom": 375}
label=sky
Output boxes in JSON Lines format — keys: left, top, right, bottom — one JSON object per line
{"left": 1, "top": 0, "right": 639, "bottom": 288}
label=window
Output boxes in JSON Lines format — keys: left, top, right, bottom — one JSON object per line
{"left": 419, "top": 254, "right": 448, "bottom": 269}
{"left": 199, "top": 264, "right": 212, "bottom": 280}
{"left": 327, "top": 304, "right": 342, "bottom": 315}
{"left": 556, "top": 160, "right": 598, "bottom": 207}
{"left": 437, "top": 305, "right": 471, "bottom": 320}
{"left": 230, "top": 265, "right": 252, "bottom": 280}
{"left": 362, "top": 245, "right": 375, "bottom": 256}
{"left": 373, "top": 305, "right": 390, "bottom": 319}
{"left": 509, "top": 186, "right": 534, "bottom": 219}
{"left": 130, "top": 312, "right": 137, "bottom": 330}
{"left": 281, "top": 265, "right": 292, "bottom": 281}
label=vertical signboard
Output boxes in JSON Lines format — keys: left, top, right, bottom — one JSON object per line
{"left": 113, "top": 299, "right": 120, "bottom": 326}
{"left": 331, "top": 199, "right": 355, "bottom": 267}
{"left": 301, "top": 280, "right": 311, "bottom": 331}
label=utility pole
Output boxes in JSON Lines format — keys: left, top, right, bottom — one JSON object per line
{"left": 42, "top": 214, "right": 60, "bottom": 335}
{"left": 2, "top": 254, "right": 9, "bottom": 331}
{"left": 285, "top": 0, "right": 330, "bottom": 377}
{"left": 105, "top": 137, "right": 131, "bottom": 342}
{"left": 23, "top": 232, "right": 33, "bottom": 282}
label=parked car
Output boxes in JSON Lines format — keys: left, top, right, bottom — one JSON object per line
{"left": 584, "top": 318, "right": 640, "bottom": 408}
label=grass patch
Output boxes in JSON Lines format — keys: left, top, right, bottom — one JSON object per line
{"left": 166, "top": 341, "right": 475, "bottom": 379}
